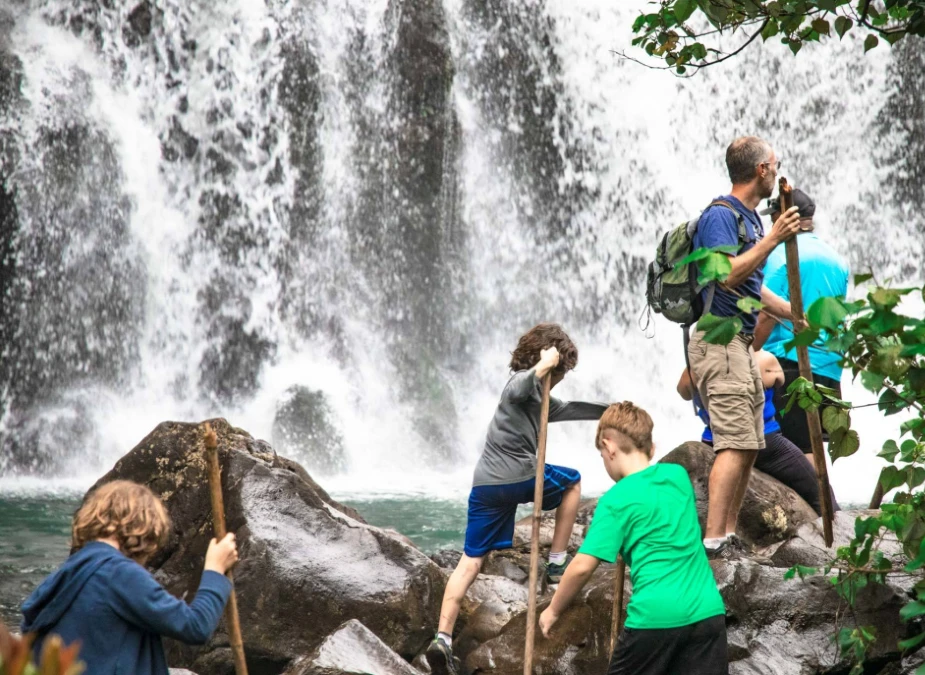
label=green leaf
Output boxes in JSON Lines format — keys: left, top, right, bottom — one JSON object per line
{"left": 822, "top": 406, "right": 850, "bottom": 434}
{"left": 864, "top": 34, "right": 880, "bottom": 52}
{"left": 697, "top": 313, "right": 743, "bottom": 346}
{"left": 901, "top": 601, "right": 925, "bottom": 621}
{"left": 807, "top": 296, "right": 849, "bottom": 331}
{"left": 860, "top": 370, "right": 885, "bottom": 393}
{"left": 908, "top": 466, "right": 925, "bottom": 490}
{"left": 901, "top": 418, "right": 925, "bottom": 439}
{"left": 696, "top": 252, "right": 734, "bottom": 285}
{"left": 898, "top": 630, "right": 925, "bottom": 651}
{"left": 674, "top": 0, "right": 697, "bottom": 23}
{"left": 870, "top": 287, "right": 913, "bottom": 309}
{"left": 737, "top": 297, "right": 764, "bottom": 314}
{"left": 854, "top": 272, "right": 873, "bottom": 285}
{"left": 830, "top": 428, "right": 860, "bottom": 460}
{"left": 761, "top": 19, "right": 780, "bottom": 40}
{"left": 880, "top": 466, "right": 907, "bottom": 493}
{"left": 817, "top": 0, "right": 837, "bottom": 10}
{"left": 784, "top": 566, "right": 797, "bottom": 580}
{"left": 789, "top": 38, "right": 803, "bottom": 55}
{"left": 884, "top": 30, "right": 906, "bottom": 45}
{"left": 879, "top": 439, "right": 900, "bottom": 462}
{"left": 784, "top": 328, "right": 821, "bottom": 351}
{"left": 900, "top": 344, "right": 925, "bottom": 357}
{"left": 811, "top": 18, "right": 831, "bottom": 35}
{"left": 835, "top": 15, "right": 854, "bottom": 39}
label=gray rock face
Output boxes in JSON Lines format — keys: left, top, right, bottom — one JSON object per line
{"left": 283, "top": 620, "right": 422, "bottom": 675}
{"left": 92, "top": 419, "right": 443, "bottom": 675}
{"left": 660, "top": 441, "right": 819, "bottom": 545}
{"left": 271, "top": 386, "right": 347, "bottom": 476}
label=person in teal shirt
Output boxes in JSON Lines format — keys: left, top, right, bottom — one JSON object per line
{"left": 755, "top": 188, "right": 850, "bottom": 454}
{"left": 540, "top": 402, "right": 726, "bottom": 675}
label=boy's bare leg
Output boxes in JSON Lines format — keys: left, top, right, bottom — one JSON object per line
{"left": 438, "top": 554, "right": 484, "bottom": 634}
{"left": 706, "top": 450, "right": 755, "bottom": 539}
{"left": 551, "top": 481, "right": 581, "bottom": 554}
{"left": 724, "top": 451, "right": 757, "bottom": 535}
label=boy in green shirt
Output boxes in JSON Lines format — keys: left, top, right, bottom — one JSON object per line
{"left": 539, "top": 402, "right": 727, "bottom": 675}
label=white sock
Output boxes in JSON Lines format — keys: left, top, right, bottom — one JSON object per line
{"left": 548, "top": 550, "right": 568, "bottom": 565}
{"left": 438, "top": 631, "right": 452, "bottom": 647}
{"left": 726, "top": 532, "right": 737, "bottom": 539}
{"left": 703, "top": 537, "right": 727, "bottom": 550}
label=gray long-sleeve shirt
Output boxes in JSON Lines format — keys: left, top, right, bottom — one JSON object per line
{"left": 472, "top": 370, "right": 610, "bottom": 487}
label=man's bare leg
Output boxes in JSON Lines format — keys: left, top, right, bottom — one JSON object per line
{"left": 438, "top": 554, "right": 484, "bottom": 634}
{"left": 550, "top": 481, "right": 581, "bottom": 554}
{"left": 724, "top": 450, "right": 757, "bottom": 535}
{"left": 706, "top": 449, "right": 756, "bottom": 540}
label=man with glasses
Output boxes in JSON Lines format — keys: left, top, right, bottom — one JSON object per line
{"left": 688, "top": 136, "right": 802, "bottom": 561}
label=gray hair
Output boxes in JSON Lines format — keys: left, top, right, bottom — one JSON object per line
{"left": 725, "top": 136, "right": 772, "bottom": 185}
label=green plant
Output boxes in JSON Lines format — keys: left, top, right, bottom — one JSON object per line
{"left": 684, "top": 248, "right": 925, "bottom": 672}
{"left": 628, "top": 0, "right": 925, "bottom": 74}
{"left": 0, "top": 623, "right": 84, "bottom": 675}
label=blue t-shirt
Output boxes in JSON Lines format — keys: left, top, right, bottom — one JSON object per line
{"left": 693, "top": 195, "right": 764, "bottom": 334}
{"left": 697, "top": 388, "right": 779, "bottom": 442}
{"left": 763, "top": 233, "right": 849, "bottom": 381}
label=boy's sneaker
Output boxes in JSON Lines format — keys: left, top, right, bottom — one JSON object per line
{"left": 727, "top": 534, "right": 774, "bottom": 566}
{"left": 425, "top": 636, "right": 461, "bottom": 675}
{"left": 545, "top": 555, "right": 572, "bottom": 584}
{"left": 705, "top": 539, "right": 741, "bottom": 562}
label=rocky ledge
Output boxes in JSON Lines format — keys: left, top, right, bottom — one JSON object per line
{"left": 90, "top": 423, "right": 918, "bottom": 675}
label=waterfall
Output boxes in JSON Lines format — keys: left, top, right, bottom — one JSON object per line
{"left": 1, "top": 0, "right": 921, "bottom": 502}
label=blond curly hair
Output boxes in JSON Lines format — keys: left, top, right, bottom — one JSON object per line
{"left": 72, "top": 480, "right": 170, "bottom": 563}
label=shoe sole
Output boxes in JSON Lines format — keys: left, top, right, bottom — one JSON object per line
{"left": 426, "top": 649, "right": 452, "bottom": 675}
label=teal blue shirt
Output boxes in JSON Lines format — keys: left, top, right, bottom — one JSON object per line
{"left": 763, "top": 233, "right": 849, "bottom": 381}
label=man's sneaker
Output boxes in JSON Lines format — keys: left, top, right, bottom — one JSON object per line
{"left": 545, "top": 555, "right": 572, "bottom": 584}
{"left": 425, "top": 636, "right": 461, "bottom": 675}
{"left": 705, "top": 539, "right": 741, "bottom": 562}
{"left": 727, "top": 533, "right": 775, "bottom": 566}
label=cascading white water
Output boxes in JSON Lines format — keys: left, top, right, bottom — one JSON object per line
{"left": 0, "top": 0, "right": 921, "bottom": 504}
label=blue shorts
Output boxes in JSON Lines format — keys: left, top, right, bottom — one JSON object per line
{"left": 463, "top": 464, "right": 581, "bottom": 558}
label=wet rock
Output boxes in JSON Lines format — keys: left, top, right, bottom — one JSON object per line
{"left": 127, "top": 2, "right": 153, "bottom": 38}
{"left": 766, "top": 509, "right": 905, "bottom": 569}
{"left": 283, "top": 619, "right": 422, "bottom": 675}
{"left": 455, "top": 575, "right": 528, "bottom": 656}
{"left": 716, "top": 559, "right": 914, "bottom": 674}
{"left": 430, "top": 548, "right": 462, "bottom": 570}
{"left": 91, "top": 419, "right": 443, "bottom": 675}
{"left": 660, "top": 441, "right": 818, "bottom": 546}
{"left": 271, "top": 386, "right": 348, "bottom": 476}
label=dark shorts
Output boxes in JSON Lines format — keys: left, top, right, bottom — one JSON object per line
{"left": 608, "top": 614, "right": 727, "bottom": 675}
{"left": 774, "top": 358, "right": 842, "bottom": 452}
{"left": 463, "top": 464, "right": 580, "bottom": 558}
{"left": 757, "top": 432, "right": 839, "bottom": 515}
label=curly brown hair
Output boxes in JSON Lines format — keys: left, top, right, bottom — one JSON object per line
{"left": 595, "top": 402, "right": 654, "bottom": 453}
{"left": 72, "top": 480, "right": 170, "bottom": 563}
{"left": 509, "top": 323, "right": 578, "bottom": 377}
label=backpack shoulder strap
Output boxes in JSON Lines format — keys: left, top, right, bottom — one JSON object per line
{"left": 706, "top": 200, "right": 749, "bottom": 243}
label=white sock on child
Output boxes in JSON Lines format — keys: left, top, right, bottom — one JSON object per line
{"left": 548, "top": 550, "right": 568, "bottom": 565}
{"left": 438, "top": 631, "right": 452, "bottom": 647}
{"left": 703, "top": 537, "right": 727, "bottom": 550}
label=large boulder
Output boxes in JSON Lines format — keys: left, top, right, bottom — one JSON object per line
{"left": 91, "top": 419, "right": 444, "bottom": 675}
{"left": 283, "top": 620, "right": 422, "bottom": 675}
{"left": 660, "top": 441, "right": 819, "bottom": 545}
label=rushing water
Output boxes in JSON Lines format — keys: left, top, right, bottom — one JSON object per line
{"left": 0, "top": 0, "right": 922, "bottom": 565}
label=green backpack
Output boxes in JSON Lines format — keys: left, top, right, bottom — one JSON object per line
{"left": 645, "top": 200, "right": 748, "bottom": 327}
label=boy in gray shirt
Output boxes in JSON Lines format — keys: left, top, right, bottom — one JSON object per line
{"left": 426, "top": 323, "right": 609, "bottom": 675}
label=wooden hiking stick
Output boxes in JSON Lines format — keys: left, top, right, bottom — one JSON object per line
{"left": 204, "top": 423, "right": 249, "bottom": 675}
{"left": 609, "top": 557, "right": 626, "bottom": 654}
{"left": 524, "top": 372, "right": 552, "bottom": 675}
{"left": 779, "top": 178, "right": 835, "bottom": 547}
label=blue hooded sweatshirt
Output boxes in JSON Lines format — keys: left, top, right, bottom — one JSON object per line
{"left": 21, "top": 541, "right": 231, "bottom": 675}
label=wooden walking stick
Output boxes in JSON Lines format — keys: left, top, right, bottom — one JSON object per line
{"left": 523, "top": 372, "right": 552, "bottom": 675}
{"left": 609, "top": 557, "right": 626, "bottom": 654}
{"left": 203, "top": 423, "right": 249, "bottom": 675}
{"left": 779, "top": 178, "right": 835, "bottom": 547}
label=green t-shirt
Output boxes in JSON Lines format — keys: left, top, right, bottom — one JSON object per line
{"left": 579, "top": 463, "right": 725, "bottom": 629}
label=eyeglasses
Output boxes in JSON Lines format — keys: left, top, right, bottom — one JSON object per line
{"left": 759, "top": 159, "right": 782, "bottom": 171}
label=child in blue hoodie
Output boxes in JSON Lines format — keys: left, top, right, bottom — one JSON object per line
{"left": 21, "top": 480, "right": 238, "bottom": 675}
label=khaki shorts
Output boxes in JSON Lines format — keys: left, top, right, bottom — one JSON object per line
{"left": 688, "top": 330, "right": 765, "bottom": 451}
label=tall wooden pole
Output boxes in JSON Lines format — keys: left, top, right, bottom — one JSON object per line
{"left": 779, "top": 178, "right": 835, "bottom": 547}
{"left": 609, "top": 558, "right": 627, "bottom": 654}
{"left": 203, "top": 423, "right": 249, "bottom": 675}
{"left": 523, "top": 373, "right": 552, "bottom": 675}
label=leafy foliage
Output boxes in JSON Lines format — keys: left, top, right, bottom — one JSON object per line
{"left": 0, "top": 623, "right": 84, "bottom": 675}
{"left": 629, "top": 1, "right": 925, "bottom": 74}
{"left": 685, "top": 248, "right": 925, "bottom": 672}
